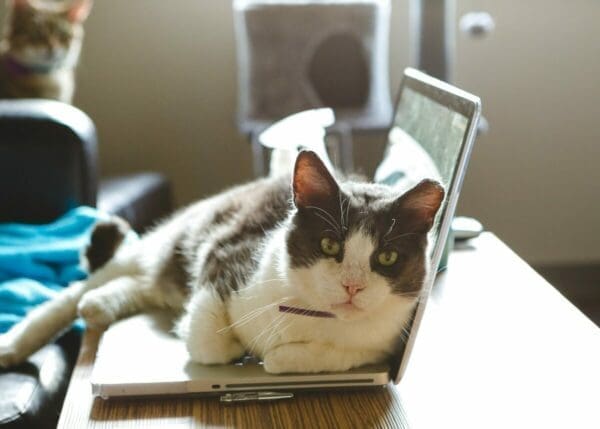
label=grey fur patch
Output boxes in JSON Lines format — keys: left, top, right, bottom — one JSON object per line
{"left": 157, "top": 237, "right": 190, "bottom": 297}
{"left": 159, "top": 176, "right": 292, "bottom": 300}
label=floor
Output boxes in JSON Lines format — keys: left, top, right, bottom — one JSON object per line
{"left": 535, "top": 264, "right": 600, "bottom": 327}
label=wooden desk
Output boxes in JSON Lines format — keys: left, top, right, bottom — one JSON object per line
{"left": 58, "top": 233, "right": 600, "bottom": 428}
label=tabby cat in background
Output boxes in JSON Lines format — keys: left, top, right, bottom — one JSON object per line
{"left": 0, "top": 0, "right": 92, "bottom": 103}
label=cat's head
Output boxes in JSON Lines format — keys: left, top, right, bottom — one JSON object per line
{"left": 4, "top": 0, "right": 92, "bottom": 67}
{"left": 285, "top": 151, "right": 444, "bottom": 321}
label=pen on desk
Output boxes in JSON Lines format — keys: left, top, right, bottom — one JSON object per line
{"left": 220, "top": 391, "right": 294, "bottom": 403}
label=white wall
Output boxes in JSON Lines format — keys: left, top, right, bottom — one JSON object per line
{"left": 76, "top": 1, "right": 252, "bottom": 202}
{"left": 455, "top": 0, "right": 600, "bottom": 264}
{"left": 2, "top": 1, "right": 599, "bottom": 265}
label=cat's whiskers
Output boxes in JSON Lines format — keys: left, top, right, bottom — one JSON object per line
{"left": 218, "top": 296, "right": 292, "bottom": 333}
{"left": 246, "top": 312, "right": 287, "bottom": 354}
{"left": 263, "top": 313, "right": 290, "bottom": 350}
{"left": 236, "top": 278, "right": 287, "bottom": 300}
{"left": 338, "top": 194, "right": 351, "bottom": 233}
{"left": 338, "top": 193, "right": 345, "bottom": 230}
{"left": 313, "top": 212, "right": 341, "bottom": 235}
{"left": 384, "top": 231, "right": 420, "bottom": 243}
{"left": 251, "top": 299, "right": 328, "bottom": 353}
{"left": 258, "top": 223, "right": 270, "bottom": 237}
{"left": 344, "top": 196, "right": 351, "bottom": 231}
{"left": 267, "top": 320, "right": 294, "bottom": 351}
{"left": 306, "top": 205, "right": 341, "bottom": 235}
{"left": 384, "top": 218, "right": 397, "bottom": 241}
{"left": 217, "top": 306, "right": 272, "bottom": 333}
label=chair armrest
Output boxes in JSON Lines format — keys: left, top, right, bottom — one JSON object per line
{"left": 0, "top": 99, "right": 98, "bottom": 224}
{"left": 0, "top": 330, "right": 80, "bottom": 429}
{"left": 98, "top": 173, "right": 173, "bottom": 233}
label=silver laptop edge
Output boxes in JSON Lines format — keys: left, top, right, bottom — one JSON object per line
{"left": 394, "top": 68, "right": 481, "bottom": 383}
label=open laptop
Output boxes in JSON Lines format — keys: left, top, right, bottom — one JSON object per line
{"left": 91, "top": 68, "right": 481, "bottom": 399}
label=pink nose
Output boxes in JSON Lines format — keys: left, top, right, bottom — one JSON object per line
{"left": 343, "top": 282, "right": 365, "bottom": 296}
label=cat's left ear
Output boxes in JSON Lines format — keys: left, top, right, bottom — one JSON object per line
{"left": 393, "top": 179, "right": 445, "bottom": 232}
{"left": 66, "top": 0, "right": 92, "bottom": 23}
{"left": 293, "top": 150, "right": 339, "bottom": 209}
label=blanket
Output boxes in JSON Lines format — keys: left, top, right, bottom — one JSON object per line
{"left": 0, "top": 207, "right": 112, "bottom": 333}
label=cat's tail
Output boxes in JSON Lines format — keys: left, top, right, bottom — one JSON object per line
{"left": 0, "top": 218, "right": 134, "bottom": 368}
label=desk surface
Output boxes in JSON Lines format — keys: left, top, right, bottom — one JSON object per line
{"left": 58, "top": 233, "right": 600, "bottom": 429}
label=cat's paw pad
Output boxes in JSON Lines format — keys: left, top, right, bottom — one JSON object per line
{"left": 78, "top": 296, "right": 116, "bottom": 327}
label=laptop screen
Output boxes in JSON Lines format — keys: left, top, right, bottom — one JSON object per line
{"left": 377, "top": 68, "right": 481, "bottom": 381}
{"left": 391, "top": 86, "right": 470, "bottom": 264}
{"left": 394, "top": 86, "right": 469, "bottom": 187}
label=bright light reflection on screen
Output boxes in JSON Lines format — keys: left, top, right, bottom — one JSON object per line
{"left": 389, "top": 87, "right": 469, "bottom": 258}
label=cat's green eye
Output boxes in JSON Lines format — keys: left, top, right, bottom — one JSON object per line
{"left": 377, "top": 250, "right": 398, "bottom": 266}
{"left": 320, "top": 237, "right": 341, "bottom": 256}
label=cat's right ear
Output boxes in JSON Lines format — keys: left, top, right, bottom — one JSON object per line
{"left": 393, "top": 179, "right": 445, "bottom": 233}
{"left": 293, "top": 151, "right": 339, "bottom": 209}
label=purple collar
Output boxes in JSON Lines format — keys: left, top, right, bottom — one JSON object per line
{"left": 2, "top": 55, "right": 55, "bottom": 76}
{"left": 279, "top": 305, "right": 336, "bottom": 318}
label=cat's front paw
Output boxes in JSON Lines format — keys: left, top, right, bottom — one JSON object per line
{"left": 263, "top": 346, "right": 305, "bottom": 374}
{"left": 262, "top": 350, "right": 288, "bottom": 374}
{"left": 186, "top": 334, "right": 245, "bottom": 365}
{"left": 263, "top": 343, "right": 357, "bottom": 374}
{"left": 78, "top": 294, "right": 116, "bottom": 327}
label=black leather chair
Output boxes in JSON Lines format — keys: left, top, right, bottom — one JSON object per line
{"left": 0, "top": 99, "right": 173, "bottom": 428}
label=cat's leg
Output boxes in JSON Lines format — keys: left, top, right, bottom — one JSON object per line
{"left": 0, "top": 280, "right": 87, "bottom": 367}
{"left": 263, "top": 342, "right": 384, "bottom": 374}
{"left": 0, "top": 261, "right": 132, "bottom": 368}
{"left": 78, "top": 275, "right": 160, "bottom": 327}
{"left": 176, "top": 288, "right": 245, "bottom": 365}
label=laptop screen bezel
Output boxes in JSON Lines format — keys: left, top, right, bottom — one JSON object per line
{"left": 391, "top": 68, "right": 482, "bottom": 383}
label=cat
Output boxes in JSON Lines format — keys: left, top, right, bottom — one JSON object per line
{"left": 0, "top": 0, "right": 92, "bottom": 103}
{"left": 0, "top": 151, "right": 444, "bottom": 374}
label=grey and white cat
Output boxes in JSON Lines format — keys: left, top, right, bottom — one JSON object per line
{"left": 0, "top": 151, "right": 444, "bottom": 374}
{"left": 0, "top": 0, "right": 92, "bottom": 103}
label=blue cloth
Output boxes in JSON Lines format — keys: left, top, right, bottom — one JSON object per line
{"left": 0, "top": 207, "right": 110, "bottom": 333}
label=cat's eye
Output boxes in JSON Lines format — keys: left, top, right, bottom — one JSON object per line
{"left": 320, "top": 237, "right": 341, "bottom": 256}
{"left": 377, "top": 250, "right": 398, "bottom": 266}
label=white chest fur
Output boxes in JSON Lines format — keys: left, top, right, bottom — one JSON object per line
{"left": 227, "top": 228, "right": 416, "bottom": 366}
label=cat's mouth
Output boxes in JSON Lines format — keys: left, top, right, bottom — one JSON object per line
{"left": 331, "top": 302, "right": 363, "bottom": 312}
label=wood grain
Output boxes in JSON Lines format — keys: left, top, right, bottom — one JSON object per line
{"left": 58, "top": 234, "right": 600, "bottom": 429}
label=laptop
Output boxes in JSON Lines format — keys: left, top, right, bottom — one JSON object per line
{"left": 91, "top": 68, "right": 481, "bottom": 400}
